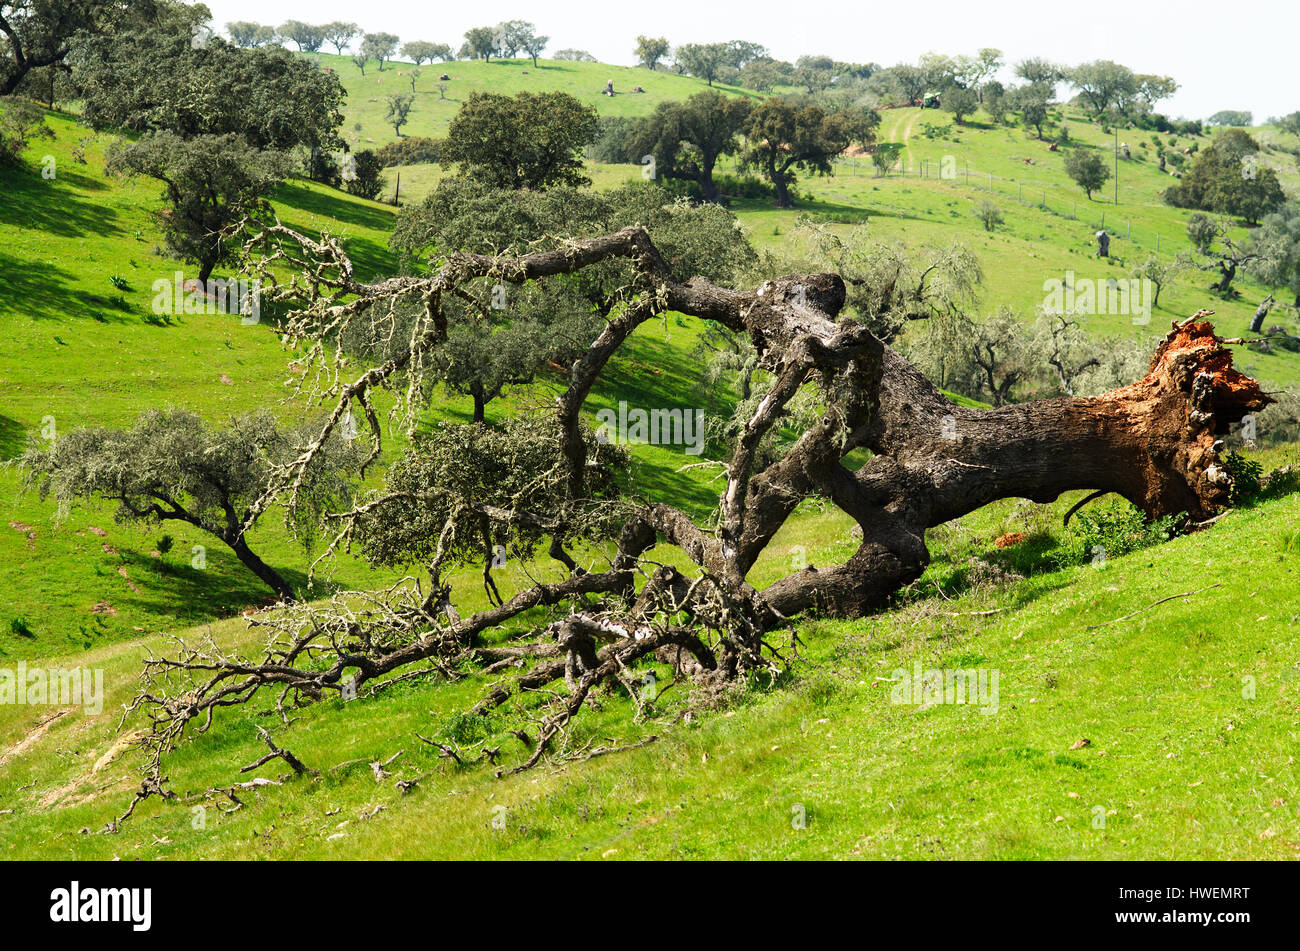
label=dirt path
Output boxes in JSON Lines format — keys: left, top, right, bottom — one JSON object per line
{"left": 0, "top": 709, "right": 68, "bottom": 768}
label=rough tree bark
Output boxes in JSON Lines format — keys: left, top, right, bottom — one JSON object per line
{"left": 118, "top": 224, "right": 1271, "bottom": 811}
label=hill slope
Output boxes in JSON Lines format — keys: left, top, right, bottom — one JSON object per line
{"left": 2, "top": 480, "right": 1297, "bottom": 859}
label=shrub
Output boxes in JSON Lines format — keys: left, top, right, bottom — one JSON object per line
{"left": 1050, "top": 500, "right": 1182, "bottom": 569}
{"left": 588, "top": 116, "right": 635, "bottom": 164}
{"left": 345, "top": 150, "right": 384, "bottom": 200}
{"left": 1225, "top": 451, "right": 1264, "bottom": 505}
{"left": 974, "top": 199, "right": 1004, "bottom": 232}
{"left": 374, "top": 136, "right": 443, "bottom": 167}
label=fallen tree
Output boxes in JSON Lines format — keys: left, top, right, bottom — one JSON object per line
{"left": 119, "top": 222, "right": 1270, "bottom": 817}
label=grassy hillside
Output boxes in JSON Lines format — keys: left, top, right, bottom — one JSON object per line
{"left": 3, "top": 467, "right": 1297, "bottom": 859}
{"left": 320, "top": 52, "right": 753, "bottom": 147}
{"left": 3, "top": 62, "right": 1299, "bottom": 861}
{"left": 0, "top": 110, "right": 736, "bottom": 656}
{"left": 339, "top": 55, "right": 1300, "bottom": 397}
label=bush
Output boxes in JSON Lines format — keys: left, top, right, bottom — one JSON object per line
{"left": 374, "top": 136, "right": 443, "bottom": 167}
{"left": 1050, "top": 500, "right": 1182, "bottom": 570}
{"left": 588, "top": 116, "right": 635, "bottom": 164}
{"left": 1225, "top": 451, "right": 1263, "bottom": 505}
{"left": 0, "top": 96, "right": 53, "bottom": 166}
{"left": 973, "top": 199, "right": 1004, "bottom": 232}
{"left": 345, "top": 149, "right": 384, "bottom": 200}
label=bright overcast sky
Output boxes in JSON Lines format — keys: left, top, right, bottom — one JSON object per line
{"left": 203, "top": 0, "right": 1297, "bottom": 121}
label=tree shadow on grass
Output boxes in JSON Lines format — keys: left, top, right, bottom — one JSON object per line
{"left": 0, "top": 163, "right": 122, "bottom": 238}
{"left": 0, "top": 250, "right": 113, "bottom": 323}
{"left": 0, "top": 416, "right": 26, "bottom": 460}
{"left": 115, "top": 548, "right": 321, "bottom": 623}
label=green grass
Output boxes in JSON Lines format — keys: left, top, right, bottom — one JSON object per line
{"left": 3, "top": 458, "right": 1297, "bottom": 859}
{"left": 4, "top": 66, "right": 1300, "bottom": 860}
{"left": 327, "top": 52, "right": 755, "bottom": 147}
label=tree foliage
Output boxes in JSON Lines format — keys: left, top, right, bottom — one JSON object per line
{"left": 22, "top": 409, "right": 359, "bottom": 600}
{"left": 106, "top": 131, "right": 289, "bottom": 283}
{"left": 442, "top": 91, "right": 598, "bottom": 190}
{"left": 741, "top": 98, "right": 853, "bottom": 207}
{"left": 626, "top": 90, "right": 751, "bottom": 203}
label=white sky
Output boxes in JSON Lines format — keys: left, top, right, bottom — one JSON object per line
{"left": 203, "top": 0, "right": 1298, "bottom": 121}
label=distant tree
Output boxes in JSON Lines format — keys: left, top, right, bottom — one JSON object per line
{"left": 279, "top": 21, "right": 326, "bottom": 53}
{"left": 1134, "top": 75, "right": 1178, "bottom": 112}
{"left": 323, "top": 21, "right": 360, "bottom": 55}
{"left": 362, "top": 32, "right": 399, "bottom": 70}
{"left": 1247, "top": 202, "right": 1300, "bottom": 306}
{"left": 739, "top": 57, "right": 791, "bottom": 93}
{"left": 352, "top": 52, "right": 368, "bottom": 75}
{"left": 227, "top": 21, "right": 263, "bottom": 48}
{"left": 1275, "top": 112, "right": 1300, "bottom": 136}
{"left": 515, "top": 23, "right": 549, "bottom": 68}
{"left": 1184, "top": 213, "right": 1256, "bottom": 293}
{"left": 1069, "top": 60, "right": 1137, "bottom": 117}
{"left": 974, "top": 199, "right": 1003, "bottom": 231}
{"left": 944, "top": 86, "right": 978, "bottom": 124}
{"left": 1166, "top": 129, "right": 1286, "bottom": 225}
{"left": 344, "top": 149, "right": 384, "bottom": 200}
{"left": 626, "top": 89, "right": 752, "bottom": 202}
{"left": 553, "top": 49, "right": 596, "bottom": 62}
{"left": 842, "top": 106, "right": 881, "bottom": 150}
{"left": 675, "top": 42, "right": 727, "bottom": 86}
{"left": 1130, "top": 253, "right": 1189, "bottom": 308}
{"left": 793, "top": 54, "right": 834, "bottom": 94}
{"left": 402, "top": 42, "right": 438, "bottom": 65}
{"left": 742, "top": 97, "right": 854, "bottom": 207}
{"left": 889, "top": 63, "right": 926, "bottom": 103}
{"left": 386, "top": 93, "right": 414, "bottom": 136}
{"left": 106, "top": 132, "right": 290, "bottom": 283}
{"left": 917, "top": 52, "right": 959, "bottom": 92}
{"left": 1007, "top": 82, "right": 1050, "bottom": 138}
{"left": 635, "top": 35, "right": 670, "bottom": 71}
{"left": 22, "top": 410, "right": 358, "bottom": 602}
{"left": 493, "top": 20, "right": 529, "bottom": 57}
{"left": 1014, "top": 58, "right": 1063, "bottom": 97}
{"left": 982, "top": 80, "right": 1007, "bottom": 123}
{"left": 1064, "top": 147, "right": 1110, "bottom": 199}
{"left": 463, "top": 26, "right": 497, "bottom": 61}
{"left": 724, "top": 41, "right": 768, "bottom": 70}
{"left": 970, "top": 48, "right": 1003, "bottom": 100}
{"left": 252, "top": 25, "right": 276, "bottom": 47}
{"left": 442, "top": 91, "right": 598, "bottom": 190}
{"left": 77, "top": 37, "right": 346, "bottom": 153}
{"left": 1207, "top": 110, "right": 1253, "bottom": 127}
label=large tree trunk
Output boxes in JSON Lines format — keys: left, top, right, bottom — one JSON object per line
{"left": 228, "top": 536, "right": 296, "bottom": 602}
{"left": 759, "top": 313, "right": 1269, "bottom": 618}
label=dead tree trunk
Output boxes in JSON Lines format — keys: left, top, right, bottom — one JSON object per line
{"left": 122, "top": 225, "right": 1273, "bottom": 797}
